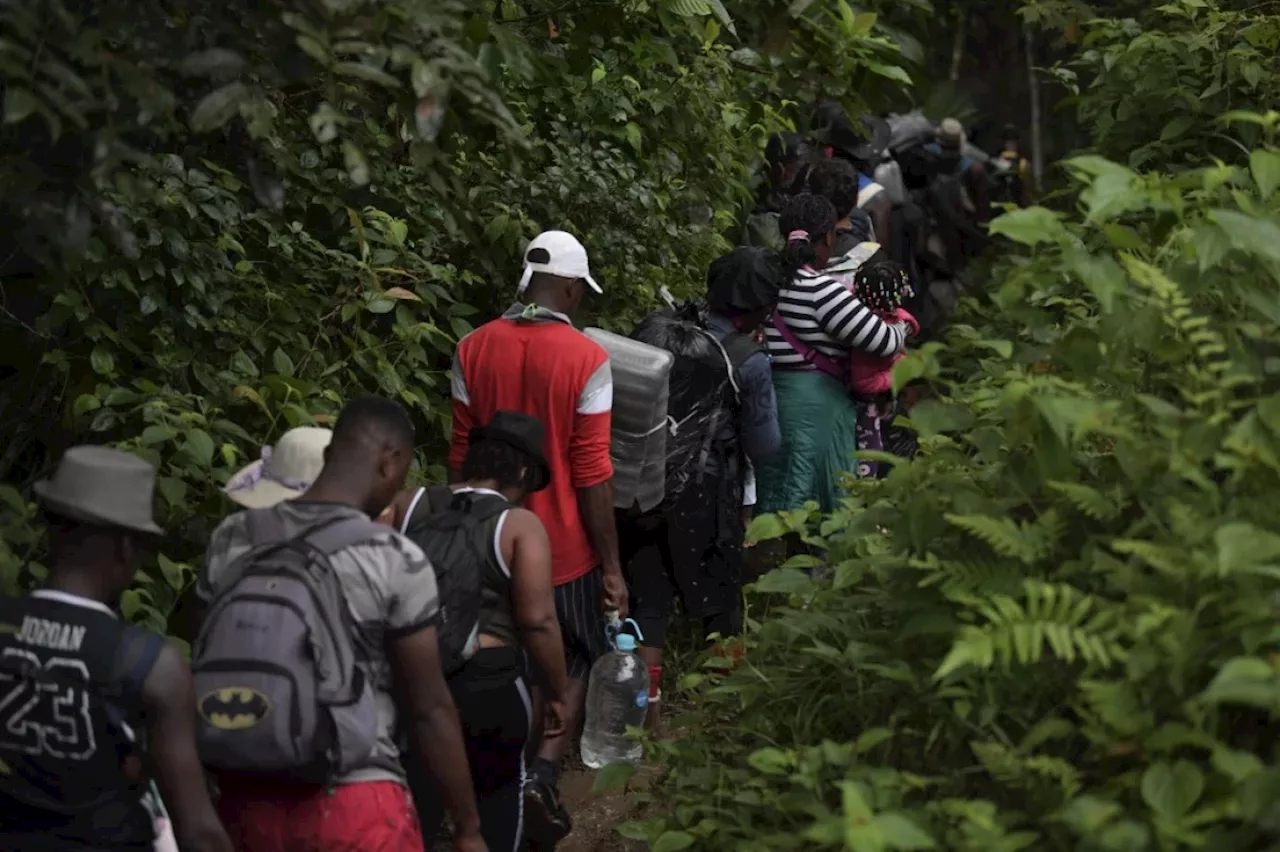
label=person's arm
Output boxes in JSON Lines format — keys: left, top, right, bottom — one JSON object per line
{"left": 736, "top": 353, "right": 781, "bottom": 464}
{"left": 572, "top": 357, "right": 626, "bottom": 614}
{"left": 448, "top": 350, "right": 475, "bottom": 484}
{"left": 385, "top": 540, "right": 482, "bottom": 843}
{"left": 142, "top": 645, "right": 233, "bottom": 852}
{"left": 506, "top": 509, "right": 569, "bottom": 702}
{"left": 812, "top": 276, "right": 906, "bottom": 359}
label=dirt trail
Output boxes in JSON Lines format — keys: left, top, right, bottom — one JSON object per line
{"left": 554, "top": 766, "right": 650, "bottom": 852}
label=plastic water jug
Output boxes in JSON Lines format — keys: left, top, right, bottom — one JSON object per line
{"left": 584, "top": 327, "right": 674, "bottom": 513}
{"left": 580, "top": 623, "right": 650, "bottom": 769}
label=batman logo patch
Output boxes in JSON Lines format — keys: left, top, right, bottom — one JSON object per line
{"left": 198, "top": 687, "right": 271, "bottom": 730}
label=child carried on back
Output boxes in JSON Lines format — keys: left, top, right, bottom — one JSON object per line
{"left": 846, "top": 259, "right": 918, "bottom": 397}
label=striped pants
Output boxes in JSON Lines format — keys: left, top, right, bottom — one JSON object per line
{"left": 411, "top": 646, "right": 534, "bottom": 852}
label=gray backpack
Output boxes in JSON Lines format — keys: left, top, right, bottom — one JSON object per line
{"left": 192, "top": 511, "right": 381, "bottom": 782}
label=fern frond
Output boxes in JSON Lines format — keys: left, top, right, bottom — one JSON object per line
{"left": 915, "top": 556, "right": 1024, "bottom": 596}
{"left": 945, "top": 512, "right": 1063, "bottom": 565}
{"left": 933, "top": 582, "right": 1126, "bottom": 679}
{"left": 971, "top": 740, "right": 1082, "bottom": 800}
{"left": 1110, "top": 539, "right": 1189, "bottom": 577}
{"left": 1047, "top": 481, "right": 1122, "bottom": 521}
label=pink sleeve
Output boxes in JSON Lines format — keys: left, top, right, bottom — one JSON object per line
{"left": 895, "top": 308, "right": 920, "bottom": 337}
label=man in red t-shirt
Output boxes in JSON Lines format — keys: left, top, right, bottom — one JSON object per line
{"left": 449, "top": 230, "right": 626, "bottom": 843}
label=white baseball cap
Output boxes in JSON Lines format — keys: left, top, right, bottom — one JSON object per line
{"left": 516, "top": 230, "right": 602, "bottom": 295}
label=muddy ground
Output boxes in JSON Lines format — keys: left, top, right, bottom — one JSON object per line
{"left": 555, "top": 765, "right": 649, "bottom": 852}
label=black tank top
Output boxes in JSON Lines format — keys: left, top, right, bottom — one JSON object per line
{"left": 403, "top": 486, "right": 519, "bottom": 647}
{"left": 0, "top": 591, "right": 162, "bottom": 850}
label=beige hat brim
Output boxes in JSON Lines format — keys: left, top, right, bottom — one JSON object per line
{"left": 223, "top": 459, "right": 307, "bottom": 509}
{"left": 33, "top": 480, "right": 165, "bottom": 537}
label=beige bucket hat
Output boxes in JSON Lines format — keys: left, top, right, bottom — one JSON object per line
{"left": 223, "top": 427, "right": 332, "bottom": 509}
{"left": 34, "top": 445, "right": 164, "bottom": 536}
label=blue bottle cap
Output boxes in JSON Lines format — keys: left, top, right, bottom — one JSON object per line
{"left": 615, "top": 633, "right": 637, "bottom": 652}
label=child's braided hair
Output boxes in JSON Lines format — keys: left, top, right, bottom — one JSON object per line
{"left": 852, "top": 259, "right": 914, "bottom": 314}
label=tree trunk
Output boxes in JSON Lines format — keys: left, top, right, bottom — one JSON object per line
{"left": 949, "top": 8, "right": 967, "bottom": 82}
{"left": 1023, "top": 22, "right": 1044, "bottom": 193}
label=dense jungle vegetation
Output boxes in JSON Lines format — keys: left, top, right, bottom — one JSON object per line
{"left": 3, "top": 0, "right": 1280, "bottom": 849}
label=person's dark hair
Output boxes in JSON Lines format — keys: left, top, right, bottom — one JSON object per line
{"left": 461, "top": 437, "right": 539, "bottom": 492}
{"left": 1002, "top": 123, "right": 1020, "bottom": 144}
{"left": 40, "top": 510, "right": 132, "bottom": 571}
{"left": 806, "top": 157, "right": 860, "bottom": 219}
{"left": 765, "top": 132, "right": 809, "bottom": 168}
{"left": 331, "top": 395, "right": 416, "bottom": 454}
{"left": 778, "top": 193, "right": 837, "bottom": 280}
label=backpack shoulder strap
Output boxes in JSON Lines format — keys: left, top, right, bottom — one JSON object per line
{"left": 244, "top": 507, "right": 289, "bottom": 546}
{"left": 110, "top": 626, "right": 166, "bottom": 706}
{"left": 303, "top": 516, "right": 386, "bottom": 556}
{"left": 721, "top": 332, "right": 763, "bottom": 371}
{"left": 399, "top": 487, "right": 428, "bottom": 535}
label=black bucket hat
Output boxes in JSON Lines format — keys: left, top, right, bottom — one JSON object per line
{"left": 706, "top": 246, "right": 784, "bottom": 315}
{"left": 469, "top": 411, "right": 551, "bottom": 493}
{"left": 811, "top": 101, "right": 891, "bottom": 163}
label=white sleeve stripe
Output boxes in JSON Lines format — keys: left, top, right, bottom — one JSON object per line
{"left": 578, "top": 382, "right": 613, "bottom": 415}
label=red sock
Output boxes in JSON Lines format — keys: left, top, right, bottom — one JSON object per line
{"left": 647, "top": 665, "right": 662, "bottom": 701}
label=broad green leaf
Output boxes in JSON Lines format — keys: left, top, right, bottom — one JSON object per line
{"left": 1194, "top": 222, "right": 1231, "bottom": 272}
{"left": 333, "top": 62, "right": 400, "bottom": 89}
{"left": 1215, "top": 522, "right": 1280, "bottom": 575}
{"left": 190, "top": 83, "right": 250, "bottom": 133}
{"left": 272, "top": 349, "right": 296, "bottom": 377}
{"left": 841, "top": 780, "right": 874, "bottom": 821}
{"left": 747, "top": 747, "right": 792, "bottom": 775}
{"left": 652, "top": 831, "right": 695, "bottom": 852}
{"left": 746, "top": 513, "right": 787, "bottom": 542}
{"left": 624, "top": 122, "right": 642, "bottom": 154}
{"left": 988, "top": 206, "right": 1068, "bottom": 246}
{"left": 185, "top": 429, "right": 216, "bottom": 466}
{"left": 1207, "top": 209, "right": 1280, "bottom": 263}
{"left": 90, "top": 346, "right": 115, "bottom": 376}
{"left": 591, "top": 761, "right": 635, "bottom": 793}
{"left": 231, "top": 351, "right": 260, "bottom": 377}
{"left": 875, "top": 812, "right": 935, "bottom": 850}
{"left": 854, "top": 728, "right": 894, "bottom": 754}
{"left": 1211, "top": 747, "right": 1264, "bottom": 782}
{"left": 1250, "top": 148, "right": 1280, "bottom": 199}
{"left": 752, "top": 567, "right": 814, "bottom": 596}
{"left": 73, "top": 394, "right": 101, "bottom": 416}
{"left": 1200, "top": 657, "right": 1277, "bottom": 710}
{"left": 156, "top": 553, "right": 186, "bottom": 589}
{"left": 865, "top": 62, "right": 912, "bottom": 86}
{"left": 1064, "top": 248, "right": 1126, "bottom": 312}
{"left": 1140, "top": 761, "right": 1203, "bottom": 819}
{"left": 0, "top": 485, "right": 26, "bottom": 513}
{"left": 3, "top": 88, "right": 37, "bottom": 124}
{"left": 904, "top": 400, "right": 974, "bottom": 437}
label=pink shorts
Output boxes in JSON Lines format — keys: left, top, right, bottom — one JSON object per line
{"left": 216, "top": 779, "right": 424, "bottom": 852}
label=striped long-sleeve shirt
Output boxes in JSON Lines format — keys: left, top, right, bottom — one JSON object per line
{"left": 766, "top": 268, "right": 907, "bottom": 369}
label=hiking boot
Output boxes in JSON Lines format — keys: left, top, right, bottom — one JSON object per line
{"left": 523, "top": 777, "right": 572, "bottom": 847}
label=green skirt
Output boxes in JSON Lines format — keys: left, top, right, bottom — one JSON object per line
{"left": 756, "top": 370, "right": 859, "bottom": 515}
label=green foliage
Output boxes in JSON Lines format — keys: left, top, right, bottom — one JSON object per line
{"left": 644, "top": 5, "right": 1280, "bottom": 841}
{"left": 0, "top": 0, "right": 911, "bottom": 634}
{"left": 1054, "top": 0, "right": 1280, "bottom": 168}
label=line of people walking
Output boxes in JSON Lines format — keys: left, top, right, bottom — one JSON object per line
{"left": 0, "top": 105, "right": 933, "bottom": 852}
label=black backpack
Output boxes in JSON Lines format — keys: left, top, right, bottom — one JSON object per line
{"left": 399, "top": 486, "right": 509, "bottom": 674}
{"left": 632, "top": 303, "right": 762, "bottom": 498}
